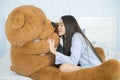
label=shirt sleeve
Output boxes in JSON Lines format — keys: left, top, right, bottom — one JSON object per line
{"left": 55, "top": 33, "right": 85, "bottom": 65}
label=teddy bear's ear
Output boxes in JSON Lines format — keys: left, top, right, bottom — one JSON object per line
{"left": 12, "top": 13, "right": 25, "bottom": 29}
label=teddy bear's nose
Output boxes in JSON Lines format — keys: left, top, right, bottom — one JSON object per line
{"left": 51, "top": 22, "right": 59, "bottom": 33}
{"left": 51, "top": 22, "right": 58, "bottom": 28}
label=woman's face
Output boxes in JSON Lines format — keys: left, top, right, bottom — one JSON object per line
{"left": 58, "top": 19, "right": 66, "bottom": 36}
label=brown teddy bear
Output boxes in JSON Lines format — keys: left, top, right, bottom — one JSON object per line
{"left": 5, "top": 5, "right": 120, "bottom": 80}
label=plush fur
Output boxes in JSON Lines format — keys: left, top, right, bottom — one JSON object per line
{"left": 5, "top": 5, "right": 120, "bottom": 80}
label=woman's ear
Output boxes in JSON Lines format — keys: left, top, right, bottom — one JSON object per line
{"left": 12, "top": 13, "right": 25, "bottom": 29}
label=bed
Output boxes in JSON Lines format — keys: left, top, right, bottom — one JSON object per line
{"left": 0, "top": 46, "right": 119, "bottom": 80}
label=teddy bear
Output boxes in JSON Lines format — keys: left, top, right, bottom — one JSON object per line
{"left": 5, "top": 5, "right": 120, "bottom": 80}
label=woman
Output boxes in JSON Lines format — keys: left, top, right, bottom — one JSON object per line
{"left": 48, "top": 15, "right": 102, "bottom": 73}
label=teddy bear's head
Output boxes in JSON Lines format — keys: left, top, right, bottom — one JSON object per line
{"left": 6, "top": 5, "right": 59, "bottom": 54}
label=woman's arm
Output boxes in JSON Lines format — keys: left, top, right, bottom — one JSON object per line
{"left": 55, "top": 34, "right": 84, "bottom": 65}
{"left": 48, "top": 33, "right": 85, "bottom": 65}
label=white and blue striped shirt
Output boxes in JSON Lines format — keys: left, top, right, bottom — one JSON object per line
{"left": 55, "top": 33, "right": 102, "bottom": 68}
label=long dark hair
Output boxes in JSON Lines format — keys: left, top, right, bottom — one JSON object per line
{"left": 61, "top": 15, "right": 102, "bottom": 62}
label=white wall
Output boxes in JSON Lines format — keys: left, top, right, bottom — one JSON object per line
{"left": 0, "top": 0, "right": 120, "bottom": 58}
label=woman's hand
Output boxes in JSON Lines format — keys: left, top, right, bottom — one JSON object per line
{"left": 47, "top": 39, "right": 57, "bottom": 55}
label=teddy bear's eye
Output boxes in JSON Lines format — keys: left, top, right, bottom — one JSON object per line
{"left": 34, "top": 39, "right": 40, "bottom": 43}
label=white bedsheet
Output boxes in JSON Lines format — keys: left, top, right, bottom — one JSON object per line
{"left": 0, "top": 52, "right": 32, "bottom": 80}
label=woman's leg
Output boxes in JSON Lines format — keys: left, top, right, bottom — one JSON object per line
{"left": 59, "top": 63, "right": 83, "bottom": 73}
